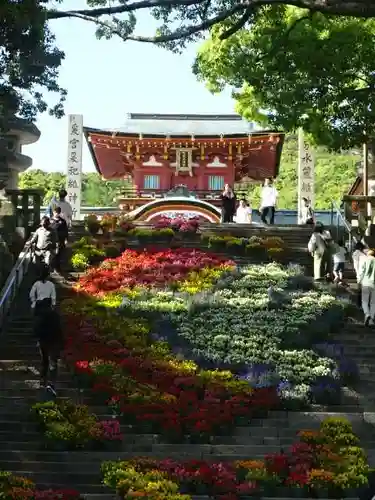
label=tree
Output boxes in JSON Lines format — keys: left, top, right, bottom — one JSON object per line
{"left": 194, "top": 8, "right": 375, "bottom": 152}
{"left": 3, "top": 1, "right": 375, "bottom": 125}
{"left": 246, "top": 135, "right": 358, "bottom": 209}
{"left": 0, "top": 1, "right": 65, "bottom": 124}
{"left": 18, "top": 169, "right": 129, "bottom": 206}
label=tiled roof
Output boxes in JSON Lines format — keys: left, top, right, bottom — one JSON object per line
{"left": 107, "top": 113, "right": 263, "bottom": 136}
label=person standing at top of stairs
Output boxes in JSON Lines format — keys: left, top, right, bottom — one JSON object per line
{"left": 29, "top": 266, "right": 62, "bottom": 396}
{"left": 47, "top": 190, "right": 73, "bottom": 228}
{"left": 260, "top": 178, "right": 278, "bottom": 225}
{"left": 51, "top": 206, "right": 69, "bottom": 273}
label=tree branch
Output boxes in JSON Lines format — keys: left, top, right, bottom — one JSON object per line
{"left": 45, "top": 0, "right": 375, "bottom": 47}
{"left": 55, "top": 2, "right": 245, "bottom": 44}
{"left": 46, "top": 0, "right": 205, "bottom": 19}
{"left": 220, "top": 7, "right": 254, "bottom": 40}
{"left": 126, "top": 3, "right": 244, "bottom": 42}
{"left": 46, "top": 0, "right": 375, "bottom": 22}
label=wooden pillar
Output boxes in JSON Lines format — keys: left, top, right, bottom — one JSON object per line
{"left": 363, "top": 142, "right": 369, "bottom": 196}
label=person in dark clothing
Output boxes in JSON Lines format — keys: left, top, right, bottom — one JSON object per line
{"left": 220, "top": 184, "right": 236, "bottom": 223}
{"left": 36, "top": 308, "right": 63, "bottom": 396}
{"left": 51, "top": 206, "right": 69, "bottom": 272}
{"left": 29, "top": 266, "right": 62, "bottom": 396}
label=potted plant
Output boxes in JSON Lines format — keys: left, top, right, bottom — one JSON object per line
{"left": 208, "top": 235, "right": 227, "bottom": 251}
{"left": 226, "top": 237, "right": 245, "bottom": 256}
{"left": 85, "top": 214, "right": 100, "bottom": 236}
{"left": 246, "top": 242, "right": 266, "bottom": 261}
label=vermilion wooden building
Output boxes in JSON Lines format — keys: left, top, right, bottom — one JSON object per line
{"left": 84, "top": 113, "right": 285, "bottom": 209}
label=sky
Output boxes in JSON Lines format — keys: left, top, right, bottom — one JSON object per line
{"left": 23, "top": 0, "right": 236, "bottom": 174}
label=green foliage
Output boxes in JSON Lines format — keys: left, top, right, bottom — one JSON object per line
{"left": 71, "top": 236, "right": 106, "bottom": 269}
{"left": 247, "top": 135, "right": 358, "bottom": 209}
{"left": 194, "top": 7, "right": 375, "bottom": 150}
{"left": 5, "top": 0, "right": 375, "bottom": 123}
{"left": 19, "top": 169, "right": 130, "bottom": 206}
{"left": 0, "top": 0, "right": 66, "bottom": 124}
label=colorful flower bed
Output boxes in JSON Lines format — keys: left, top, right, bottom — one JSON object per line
{"left": 73, "top": 248, "right": 351, "bottom": 406}
{"left": 60, "top": 247, "right": 353, "bottom": 446}
{"left": 31, "top": 400, "right": 123, "bottom": 450}
{"left": 76, "top": 248, "right": 234, "bottom": 294}
{"left": 101, "top": 417, "right": 369, "bottom": 499}
{"left": 0, "top": 471, "right": 82, "bottom": 499}
{"left": 63, "top": 303, "right": 278, "bottom": 441}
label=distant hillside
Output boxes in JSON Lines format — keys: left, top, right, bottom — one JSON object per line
{"left": 246, "top": 135, "right": 358, "bottom": 210}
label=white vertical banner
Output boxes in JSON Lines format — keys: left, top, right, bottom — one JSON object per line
{"left": 298, "top": 128, "right": 315, "bottom": 224}
{"left": 66, "top": 114, "right": 83, "bottom": 221}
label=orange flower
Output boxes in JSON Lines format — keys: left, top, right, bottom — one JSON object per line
{"left": 298, "top": 430, "right": 322, "bottom": 443}
{"left": 234, "top": 460, "right": 266, "bottom": 470}
{"left": 308, "top": 468, "right": 335, "bottom": 487}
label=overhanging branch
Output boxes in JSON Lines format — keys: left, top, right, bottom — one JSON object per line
{"left": 45, "top": 0, "right": 375, "bottom": 46}
{"left": 126, "top": 3, "right": 244, "bottom": 42}
{"left": 46, "top": 0, "right": 206, "bottom": 19}
{"left": 220, "top": 7, "right": 255, "bottom": 40}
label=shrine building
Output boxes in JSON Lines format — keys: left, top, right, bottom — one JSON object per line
{"left": 84, "top": 113, "right": 285, "bottom": 209}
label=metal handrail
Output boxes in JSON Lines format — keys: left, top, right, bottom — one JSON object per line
{"left": 0, "top": 236, "right": 34, "bottom": 330}
{"left": 330, "top": 199, "right": 357, "bottom": 250}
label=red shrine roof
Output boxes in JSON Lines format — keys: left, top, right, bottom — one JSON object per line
{"left": 84, "top": 113, "right": 285, "bottom": 179}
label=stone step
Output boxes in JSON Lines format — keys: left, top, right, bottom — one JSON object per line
{"left": 1, "top": 441, "right": 375, "bottom": 464}
{"left": 29, "top": 479, "right": 109, "bottom": 495}
{"left": 2, "top": 470, "right": 103, "bottom": 486}
{"left": 85, "top": 497, "right": 355, "bottom": 500}
{"left": 0, "top": 435, "right": 299, "bottom": 450}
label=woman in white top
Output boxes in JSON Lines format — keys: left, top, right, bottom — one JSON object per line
{"left": 235, "top": 199, "right": 252, "bottom": 224}
{"left": 55, "top": 189, "right": 73, "bottom": 228}
{"left": 29, "top": 266, "right": 56, "bottom": 314}
{"left": 352, "top": 241, "right": 367, "bottom": 280}
{"left": 332, "top": 239, "right": 347, "bottom": 283}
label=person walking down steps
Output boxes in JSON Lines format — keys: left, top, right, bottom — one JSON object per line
{"left": 358, "top": 249, "right": 375, "bottom": 326}
{"left": 29, "top": 266, "right": 63, "bottom": 396}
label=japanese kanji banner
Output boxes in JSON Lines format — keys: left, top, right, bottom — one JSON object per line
{"left": 66, "top": 114, "right": 83, "bottom": 220}
{"left": 298, "top": 128, "right": 315, "bottom": 224}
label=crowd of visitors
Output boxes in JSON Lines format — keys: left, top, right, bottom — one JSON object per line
{"left": 220, "top": 179, "right": 314, "bottom": 226}
{"left": 27, "top": 190, "right": 72, "bottom": 397}
{"left": 220, "top": 178, "right": 280, "bottom": 225}
{"left": 31, "top": 190, "right": 71, "bottom": 273}
{"left": 307, "top": 222, "right": 375, "bottom": 326}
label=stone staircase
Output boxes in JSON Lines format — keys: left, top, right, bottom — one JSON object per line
{"left": 0, "top": 231, "right": 372, "bottom": 499}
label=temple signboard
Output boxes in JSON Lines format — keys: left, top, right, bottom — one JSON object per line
{"left": 297, "top": 129, "right": 315, "bottom": 224}
{"left": 66, "top": 114, "right": 83, "bottom": 220}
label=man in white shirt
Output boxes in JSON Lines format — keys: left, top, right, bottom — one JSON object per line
{"left": 55, "top": 190, "right": 73, "bottom": 228}
{"left": 260, "top": 178, "right": 278, "bottom": 225}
